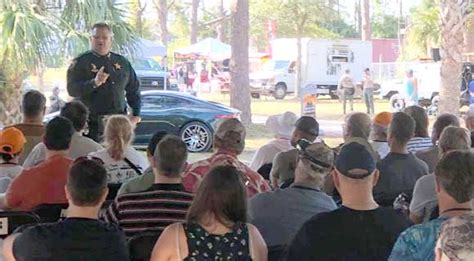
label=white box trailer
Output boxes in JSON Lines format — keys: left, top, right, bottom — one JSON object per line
{"left": 250, "top": 38, "right": 373, "bottom": 99}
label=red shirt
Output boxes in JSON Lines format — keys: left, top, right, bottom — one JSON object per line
{"left": 182, "top": 150, "right": 271, "bottom": 197}
{"left": 6, "top": 154, "right": 72, "bottom": 211}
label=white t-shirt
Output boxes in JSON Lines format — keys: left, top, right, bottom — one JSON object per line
{"left": 370, "top": 141, "right": 390, "bottom": 160}
{"left": 249, "top": 139, "right": 293, "bottom": 171}
{"left": 0, "top": 164, "right": 23, "bottom": 193}
{"left": 89, "top": 147, "right": 149, "bottom": 184}
{"left": 23, "top": 132, "right": 103, "bottom": 168}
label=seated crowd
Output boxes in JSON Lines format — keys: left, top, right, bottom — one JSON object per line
{"left": 0, "top": 90, "right": 473, "bottom": 260}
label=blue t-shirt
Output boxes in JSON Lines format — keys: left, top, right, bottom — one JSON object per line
{"left": 469, "top": 80, "right": 474, "bottom": 104}
{"left": 389, "top": 217, "right": 448, "bottom": 261}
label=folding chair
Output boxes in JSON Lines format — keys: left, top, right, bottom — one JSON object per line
{"left": 128, "top": 231, "right": 161, "bottom": 261}
{"left": 107, "top": 183, "right": 122, "bottom": 200}
{"left": 0, "top": 211, "right": 40, "bottom": 239}
{"left": 33, "top": 203, "right": 69, "bottom": 223}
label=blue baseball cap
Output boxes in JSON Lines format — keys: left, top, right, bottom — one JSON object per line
{"left": 335, "top": 142, "right": 375, "bottom": 179}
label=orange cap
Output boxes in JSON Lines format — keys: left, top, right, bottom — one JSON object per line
{"left": 0, "top": 127, "right": 26, "bottom": 156}
{"left": 373, "top": 112, "right": 393, "bottom": 127}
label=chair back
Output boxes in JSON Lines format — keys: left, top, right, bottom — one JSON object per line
{"left": 107, "top": 183, "right": 122, "bottom": 200}
{"left": 0, "top": 211, "right": 40, "bottom": 239}
{"left": 268, "top": 245, "right": 286, "bottom": 261}
{"left": 33, "top": 203, "right": 69, "bottom": 223}
{"left": 128, "top": 231, "right": 161, "bottom": 261}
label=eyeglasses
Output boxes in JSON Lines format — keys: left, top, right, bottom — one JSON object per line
{"left": 73, "top": 156, "right": 104, "bottom": 165}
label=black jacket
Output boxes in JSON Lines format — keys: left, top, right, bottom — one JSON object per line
{"left": 67, "top": 51, "right": 141, "bottom": 116}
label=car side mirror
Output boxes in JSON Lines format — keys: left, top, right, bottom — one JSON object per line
{"left": 288, "top": 68, "right": 295, "bottom": 74}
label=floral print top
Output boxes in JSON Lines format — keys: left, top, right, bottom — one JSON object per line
{"left": 182, "top": 150, "right": 271, "bottom": 197}
{"left": 183, "top": 222, "right": 251, "bottom": 261}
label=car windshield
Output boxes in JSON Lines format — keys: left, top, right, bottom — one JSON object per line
{"left": 132, "top": 59, "right": 163, "bottom": 71}
{"left": 262, "top": 60, "right": 290, "bottom": 72}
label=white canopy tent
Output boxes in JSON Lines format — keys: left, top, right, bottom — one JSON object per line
{"left": 174, "top": 38, "right": 231, "bottom": 61}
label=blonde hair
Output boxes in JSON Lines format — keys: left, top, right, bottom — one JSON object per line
{"left": 104, "top": 115, "right": 134, "bottom": 161}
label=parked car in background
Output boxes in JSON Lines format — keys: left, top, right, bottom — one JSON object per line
{"left": 136, "top": 91, "right": 240, "bottom": 152}
{"left": 45, "top": 91, "right": 240, "bottom": 152}
{"left": 380, "top": 62, "right": 470, "bottom": 113}
{"left": 132, "top": 58, "right": 178, "bottom": 91}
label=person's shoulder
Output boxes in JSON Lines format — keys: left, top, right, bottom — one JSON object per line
{"left": 76, "top": 135, "right": 102, "bottom": 147}
{"left": 306, "top": 208, "right": 338, "bottom": 224}
{"left": 411, "top": 153, "right": 429, "bottom": 170}
{"left": 89, "top": 149, "right": 107, "bottom": 158}
{"left": 249, "top": 189, "right": 279, "bottom": 204}
{"left": 73, "top": 50, "right": 95, "bottom": 62}
{"left": 16, "top": 222, "right": 62, "bottom": 241}
{"left": 397, "top": 217, "right": 442, "bottom": 240}
{"left": 125, "top": 146, "right": 146, "bottom": 159}
{"left": 374, "top": 207, "right": 411, "bottom": 225}
{"left": 274, "top": 148, "right": 297, "bottom": 161}
{"left": 110, "top": 52, "right": 131, "bottom": 63}
{"left": 416, "top": 173, "right": 434, "bottom": 186}
{"left": 94, "top": 219, "right": 124, "bottom": 231}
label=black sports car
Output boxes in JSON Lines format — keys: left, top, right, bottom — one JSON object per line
{"left": 45, "top": 91, "right": 240, "bottom": 152}
{"left": 134, "top": 91, "right": 240, "bottom": 152}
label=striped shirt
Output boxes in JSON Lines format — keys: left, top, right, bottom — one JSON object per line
{"left": 101, "top": 183, "right": 193, "bottom": 238}
{"left": 406, "top": 137, "right": 433, "bottom": 153}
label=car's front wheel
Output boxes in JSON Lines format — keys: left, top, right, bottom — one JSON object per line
{"left": 389, "top": 94, "right": 406, "bottom": 112}
{"left": 273, "top": 83, "right": 287, "bottom": 99}
{"left": 180, "top": 121, "right": 213, "bottom": 152}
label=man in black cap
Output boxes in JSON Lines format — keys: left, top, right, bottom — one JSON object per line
{"left": 285, "top": 142, "right": 411, "bottom": 261}
{"left": 67, "top": 22, "right": 141, "bottom": 142}
{"left": 270, "top": 116, "right": 319, "bottom": 188}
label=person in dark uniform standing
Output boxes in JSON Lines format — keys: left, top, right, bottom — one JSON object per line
{"left": 67, "top": 22, "right": 141, "bottom": 142}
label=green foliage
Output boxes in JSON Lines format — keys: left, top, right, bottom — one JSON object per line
{"left": 0, "top": 1, "right": 58, "bottom": 76}
{"left": 59, "top": 0, "right": 137, "bottom": 57}
{"left": 372, "top": 14, "right": 398, "bottom": 39}
{"left": 250, "top": 0, "right": 349, "bottom": 50}
{"left": 0, "top": 0, "right": 138, "bottom": 96}
{"left": 403, "top": 0, "right": 440, "bottom": 60}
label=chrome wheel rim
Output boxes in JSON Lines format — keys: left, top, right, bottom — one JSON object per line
{"left": 181, "top": 124, "right": 210, "bottom": 152}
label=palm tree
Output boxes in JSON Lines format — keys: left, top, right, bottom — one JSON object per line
{"left": 0, "top": 1, "right": 58, "bottom": 124}
{"left": 0, "top": 0, "right": 137, "bottom": 126}
{"left": 438, "top": 0, "right": 473, "bottom": 115}
{"left": 405, "top": 1, "right": 440, "bottom": 58}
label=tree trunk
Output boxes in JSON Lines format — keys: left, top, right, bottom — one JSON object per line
{"left": 230, "top": 0, "right": 251, "bottom": 124}
{"left": 296, "top": 35, "right": 303, "bottom": 98}
{"left": 217, "top": 0, "right": 226, "bottom": 43}
{"left": 361, "top": 0, "right": 371, "bottom": 41}
{"left": 355, "top": 0, "right": 362, "bottom": 35}
{"left": 0, "top": 76, "right": 23, "bottom": 126}
{"left": 132, "top": 0, "right": 145, "bottom": 36}
{"left": 439, "top": 0, "right": 470, "bottom": 115}
{"left": 156, "top": 0, "right": 168, "bottom": 47}
{"left": 190, "top": 0, "right": 200, "bottom": 44}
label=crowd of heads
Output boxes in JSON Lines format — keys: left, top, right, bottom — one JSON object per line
{"left": 1, "top": 83, "right": 474, "bottom": 261}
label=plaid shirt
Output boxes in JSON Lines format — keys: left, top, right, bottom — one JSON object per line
{"left": 182, "top": 150, "right": 271, "bottom": 197}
